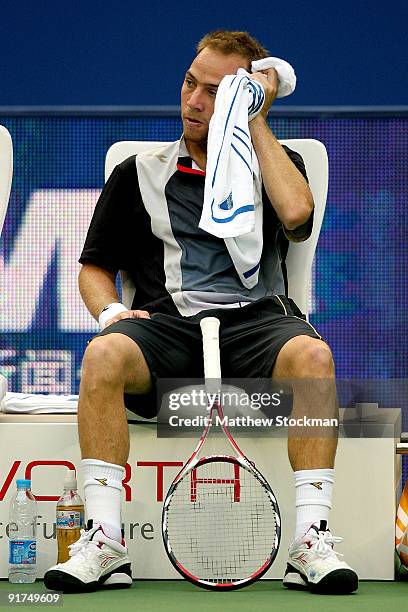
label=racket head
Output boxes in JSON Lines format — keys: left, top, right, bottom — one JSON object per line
{"left": 162, "top": 455, "right": 281, "bottom": 590}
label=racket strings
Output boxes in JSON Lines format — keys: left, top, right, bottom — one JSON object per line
{"left": 165, "top": 460, "right": 278, "bottom": 582}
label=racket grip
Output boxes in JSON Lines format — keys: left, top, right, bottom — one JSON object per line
{"left": 200, "top": 317, "right": 221, "bottom": 383}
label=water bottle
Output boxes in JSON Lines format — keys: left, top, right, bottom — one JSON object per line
{"left": 56, "top": 469, "right": 84, "bottom": 563}
{"left": 8, "top": 479, "right": 37, "bottom": 583}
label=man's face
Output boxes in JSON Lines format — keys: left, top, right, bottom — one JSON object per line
{"left": 181, "top": 47, "right": 249, "bottom": 144}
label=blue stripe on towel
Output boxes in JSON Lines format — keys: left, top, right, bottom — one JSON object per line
{"left": 234, "top": 125, "right": 250, "bottom": 140}
{"left": 243, "top": 262, "right": 260, "bottom": 278}
{"left": 231, "top": 143, "right": 252, "bottom": 175}
{"left": 233, "top": 130, "right": 251, "bottom": 154}
{"left": 211, "top": 201, "right": 255, "bottom": 223}
{"left": 247, "top": 80, "right": 264, "bottom": 116}
{"left": 211, "top": 73, "right": 258, "bottom": 186}
{"left": 212, "top": 76, "right": 244, "bottom": 188}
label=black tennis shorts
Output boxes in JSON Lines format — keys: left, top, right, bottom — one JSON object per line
{"left": 96, "top": 295, "right": 323, "bottom": 418}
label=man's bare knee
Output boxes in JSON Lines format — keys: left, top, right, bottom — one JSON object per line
{"left": 296, "top": 339, "right": 334, "bottom": 377}
{"left": 274, "top": 336, "right": 335, "bottom": 379}
{"left": 81, "top": 333, "right": 151, "bottom": 393}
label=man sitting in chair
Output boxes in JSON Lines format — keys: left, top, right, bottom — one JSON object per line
{"left": 44, "top": 30, "right": 358, "bottom": 595}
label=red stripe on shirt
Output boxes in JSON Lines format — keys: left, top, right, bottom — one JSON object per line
{"left": 176, "top": 163, "right": 205, "bottom": 176}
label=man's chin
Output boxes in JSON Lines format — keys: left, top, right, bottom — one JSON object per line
{"left": 183, "top": 124, "right": 208, "bottom": 143}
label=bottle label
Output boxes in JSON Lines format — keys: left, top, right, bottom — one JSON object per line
{"left": 9, "top": 540, "right": 36, "bottom": 564}
{"left": 56, "top": 509, "right": 83, "bottom": 529}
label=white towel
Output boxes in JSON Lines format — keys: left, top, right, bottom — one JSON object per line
{"left": 1, "top": 391, "right": 78, "bottom": 413}
{"left": 199, "top": 69, "right": 265, "bottom": 288}
{"left": 199, "top": 57, "right": 296, "bottom": 289}
{"left": 200, "top": 68, "right": 265, "bottom": 239}
{"left": 0, "top": 372, "right": 78, "bottom": 414}
{"left": 251, "top": 56, "right": 297, "bottom": 98}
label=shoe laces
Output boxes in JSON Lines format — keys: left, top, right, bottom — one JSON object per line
{"left": 68, "top": 528, "right": 99, "bottom": 558}
{"left": 309, "top": 530, "right": 343, "bottom": 558}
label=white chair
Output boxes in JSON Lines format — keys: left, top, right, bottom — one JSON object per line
{"left": 0, "top": 125, "right": 13, "bottom": 237}
{"left": 105, "top": 139, "right": 328, "bottom": 317}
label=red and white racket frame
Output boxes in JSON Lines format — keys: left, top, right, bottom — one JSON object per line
{"left": 161, "top": 317, "right": 281, "bottom": 590}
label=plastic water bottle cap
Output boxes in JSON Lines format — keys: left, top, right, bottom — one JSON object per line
{"left": 16, "top": 479, "right": 31, "bottom": 488}
{"left": 64, "top": 469, "right": 77, "bottom": 490}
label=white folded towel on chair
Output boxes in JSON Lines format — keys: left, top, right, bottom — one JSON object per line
{"left": 1, "top": 391, "right": 78, "bottom": 413}
{"left": 0, "top": 372, "right": 78, "bottom": 414}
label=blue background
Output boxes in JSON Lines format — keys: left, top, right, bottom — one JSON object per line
{"left": 0, "top": 0, "right": 407, "bottom": 106}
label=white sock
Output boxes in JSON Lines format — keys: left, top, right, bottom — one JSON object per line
{"left": 294, "top": 468, "right": 334, "bottom": 540}
{"left": 82, "top": 458, "right": 125, "bottom": 543}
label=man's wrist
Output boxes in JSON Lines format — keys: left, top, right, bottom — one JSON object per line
{"left": 98, "top": 302, "right": 128, "bottom": 329}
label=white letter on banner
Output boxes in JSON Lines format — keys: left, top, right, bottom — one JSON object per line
{"left": 0, "top": 190, "right": 100, "bottom": 332}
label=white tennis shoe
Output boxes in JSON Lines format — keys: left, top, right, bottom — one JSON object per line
{"left": 283, "top": 521, "right": 358, "bottom": 594}
{"left": 44, "top": 521, "right": 132, "bottom": 593}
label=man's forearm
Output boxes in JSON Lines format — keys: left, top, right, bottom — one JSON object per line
{"left": 79, "top": 263, "right": 120, "bottom": 321}
{"left": 249, "top": 116, "right": 314, "bottom": 230}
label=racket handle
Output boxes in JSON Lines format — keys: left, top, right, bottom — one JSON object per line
{"left": 200, "top": 317, "right": 221, "bottom": 383}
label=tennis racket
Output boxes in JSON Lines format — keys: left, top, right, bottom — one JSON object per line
{"left": 162, "top": 316, "right": 281, "bottom": 590}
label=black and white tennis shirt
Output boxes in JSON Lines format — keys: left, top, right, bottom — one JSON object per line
{"left": 79, "top": 138, "right": 313, "bottom": 317}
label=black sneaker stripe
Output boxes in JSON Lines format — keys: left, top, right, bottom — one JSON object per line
{"left": 44, "top": 563, "right": 132, "bottom": 594}
{"left": 284, "top": 562, "right": 304, "bottom": 578}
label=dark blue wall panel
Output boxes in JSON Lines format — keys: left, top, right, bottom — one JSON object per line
{"left": 0, "top": 0, "right": 407, "bottom": 106}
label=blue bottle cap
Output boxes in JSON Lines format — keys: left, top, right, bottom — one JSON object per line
{"left": 16, "top": 479, "right": 31, "bottom": 488}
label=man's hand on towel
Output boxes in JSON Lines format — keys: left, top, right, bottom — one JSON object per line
{"left": 250, "top": 68, "right": 279, "bottom": 118}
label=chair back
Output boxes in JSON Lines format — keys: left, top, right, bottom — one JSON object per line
{"left": 0, "top": 125, "right": 13, "bottom": 237}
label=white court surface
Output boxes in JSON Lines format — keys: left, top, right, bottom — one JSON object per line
{"left": 0, "top": 411, "right": 401, "bottom": 580}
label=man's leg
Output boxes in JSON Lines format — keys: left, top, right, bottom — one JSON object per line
{"left": 272, "top": 336, "right": 337, "bottom": 470}
{"left": 77, "top": 333, "right": 152, "bottom": 541}
{"left": 44, "top": 332, "right": 151, "bottom": 593}
{"left": 79, "top": 333, "right": 152, "bottom": 463}
{"left": 273, "top": 336, "right": 337, "bottom": 533}
{"left": 273, "top": 335, "right": 357, "bottom": 594}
